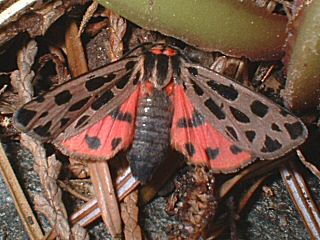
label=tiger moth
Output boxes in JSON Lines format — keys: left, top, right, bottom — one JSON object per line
{"left": 14, "top": 43, "right": 308, "bottom": 184}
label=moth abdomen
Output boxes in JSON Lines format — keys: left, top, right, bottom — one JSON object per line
{"left": 127, "top": 89, "right": 172, "bottom": 184}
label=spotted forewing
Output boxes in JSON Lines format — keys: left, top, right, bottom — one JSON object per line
{"left": 180, "top": 62, "right": 306, "bottom": 159}
{"left": 14, "top": 49, "right": 143, "bottom": 141}
{"left": 14, "top": 43, "right": 308, "bottom": 178}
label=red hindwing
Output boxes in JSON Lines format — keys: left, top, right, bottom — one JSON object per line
{"left": 171, "top": 85, "right": 252, "bottom": 172}
{"left": 60, "top": 86, "right": 140, "bottom": 160}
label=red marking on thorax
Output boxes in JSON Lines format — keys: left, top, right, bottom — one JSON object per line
{"left": 150, "top": 48, "right": 163, "bottom": 55}
{"left": 165, "top": 83, "right": 174, "bottom": 96}
{"left": 145, "top": 82, "right": 154, "bottom": 94}
{"left": 163, "top": 48, "right": 176, "bottom": 57}
{"left": 150, "top": 46, "right": 177, "bottom": 57}
{"left": 144, "top": 79, "right": 174, "bottom": 97}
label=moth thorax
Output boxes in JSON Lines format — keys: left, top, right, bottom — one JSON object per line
{"left": 127, "top": 89, "right": 173, "bottom": 184}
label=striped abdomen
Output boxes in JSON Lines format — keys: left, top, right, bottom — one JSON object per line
{"left": 127, "top": 89, "right": 172, "bottom": 184}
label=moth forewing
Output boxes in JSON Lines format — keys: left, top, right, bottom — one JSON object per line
{"left": 55, "top": 58, "right": 145, "bottom": 142}
{"left": 13, "top": 55, "right": 140, "bottom": 142}
{"left": 55, "top": 83, "right": 140, "bottom": 142}
{"left": 182, "top": 63, "right": 307, "bottom": 160}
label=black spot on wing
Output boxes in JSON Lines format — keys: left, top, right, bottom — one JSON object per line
{"left": 207, "top": 80, "right": 239, "bottom": 101}
{"left": 85, "top": 73, "right": 116, "bottom": 92}
{"left": 192, "top": 110, "right": 205, "bottom": 127}
{"left": 39, "top": 111, "right": 48, "bottom": 118}
{"left": 204, "top": 99, "right": 226, "bottom": 120}
{"left": 245, "top": 131, "right": 256, "bottom": 143}
{"left": 187, "top": 67, "right": 198, "bottom": 77}
{"left": 177, "top": 118, "right": 188, "bottom": 128}
{"left": 33, "top": 121, "right": 52, "bottom": 137}
{"left": 69, "top": 97, "right": 90, "bottom": 112}
{"left": 109, "top": 107, "right": 133, "bottom": 123}
{"left": 125, "top": 60, "right": 136, "bottom": 71}
{"left": 206, "top": 147, "right": 219, "bottom": 160}
{"left": 230, "top": 145, "right": 242, "bottom": 154}
{"left": 271, "top": 123, "right": 281, "bottom": 132}
{"left": 75, "top": 115, "right": 90, "bottom": 129}
{"left": 250, "top": 100, "right": 269, "bottom": 118}
{"left": 119, "top": 112, "right": 133, "bottom": 122}
{"left": 111, "top": 137, "right": 122, "bottom": 150}
{"left": 185, "top": 143, "right": 196, "bottom": 157}
{"left": 85, "top": 134, "right": 101, "bottom": 149}
{"left": 229, "top": 106, "right": 250, "bottom": 123}
{"left": 226, "top": 126, "right": 238, "bottom": 141}
{"left": 261, "top": 135, "right": 282, "bottom": 153}
{"left": 15, "top": 108, "right": 37, "bottom": 127}
{"left": 284, "top": 122, "right": 304, "bottom": 140}
{"left": 116, "top": 71, "right": 131, "bottom": 89}
{"left": 91, "top": 90, "right": 114, "bottom": 111}
{"left": 60, "top": 118, "right": 70, "bottom": 128}
{"left": 85, "top": 77, "right": 105, "bottom": 91}
{"left": 191, "top": 81, "right": 204, "bottom": 96}
{"left": 177, "top": 110, "right": 205, "bottom": 128}
{"left": 54, "top": 90, "right": 72, "bottom": 106}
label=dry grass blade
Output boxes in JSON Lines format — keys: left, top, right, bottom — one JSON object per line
{"left": 12, "top": 40, "right": 73, "bottom": 240}
{"left": 65, "top": 19, "right": 123, "bottom": 237}
{"left": 65, "top": 20, "right": 88, "bottom": 77}
{"left": 280, "top": 160, "right": 320, "bottom": 239}
{"left": 11, "top": 40, "right": 37, "bottom": 104}
{"left": 44, "top": 166, "right": 140, "bottom": 240}
{"left": 219, "top": 157, "right": 288, "bottom": 199}
{"left": 72, "top": 167, "right": 139, "bottom": 226}
{"left": 120, "top": 190, "right": 143, "bottom": 240}
{"left": 0, "top": 142, "right": 44, "bottom": 239}
{"left": 88, "top": 162, "right": 122, "bottom": 238}
{"left": 33, "top": 153, "right": 70, "bottom": 240}
{"left": 0, "top": 1, "right": 63, "bottom": 48}
{"left": 296, "top": 149, "right": 320, "bottom": 181}
{"left": 106, "top": 9, "right": 126, "bottom": 61}
{"left": 70, "top": 198, "right": 101, "bottom": 230}
{"left": 208, "top": 175, "right": 269, "bottom": 239}
{"left": 78, "top": 1, "right": 99, "bottom": 37}
{"left": 71, "top": 224, "right": 89, "bottom": 240}
{"left": 237, "top": 175, "right": 270, "bottom": 211}
{"left": 57, "top": 180, "right": 91, "bottom": 202}
{"left": 0, "top": 0, "right": 37, "bottom": 28}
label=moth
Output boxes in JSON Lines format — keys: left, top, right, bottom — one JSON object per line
{"left": 14, "top": 43, "right": 308, "bottom": 184}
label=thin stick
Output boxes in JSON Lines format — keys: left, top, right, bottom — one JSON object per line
{"left": 0, "top": 142, "right": 44, "bottom": 239}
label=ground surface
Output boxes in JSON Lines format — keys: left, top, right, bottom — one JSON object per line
{"left": 0, "top": 142, "right": 319, "bottom": 239}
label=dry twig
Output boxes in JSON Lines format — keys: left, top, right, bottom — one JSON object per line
{"left": 296, "top": 149, "right": 320, "bottom": 181}
{"left": 105, "top": 9, "right": 126, "bottom": 62}
{"left": 11, "top": 40, "right": 80, "bottom": 240}
{"left": 78, "top": 1, "right": 99, "bottom": 37}
{"left": 66, "top": 19, "right": 123, "bottom": 238}
{"left": 120, "top": 190, "right": 142, "bottom": 240}
{"left": 0, "top": 142, "right": 44, "bottom": 239}
{"left": 280, "top": 161, "right": 320, "bottom": 239}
